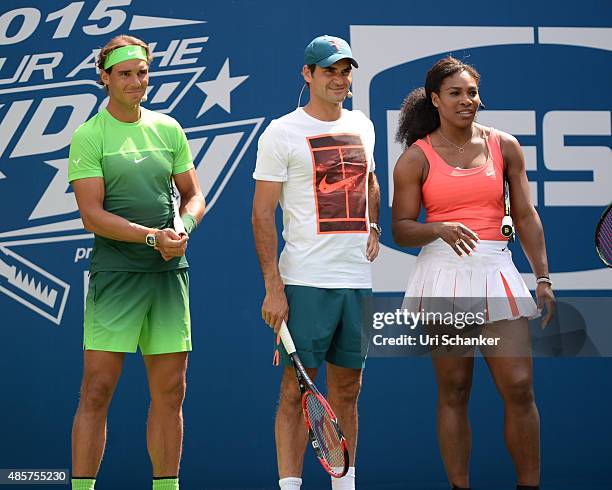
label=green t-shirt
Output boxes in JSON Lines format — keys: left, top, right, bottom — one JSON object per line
{"left": 68, "top": 108, "right": 194, "bottom": 273}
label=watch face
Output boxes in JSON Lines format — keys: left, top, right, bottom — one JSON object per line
{"left": 370, "top": 223, "right": 382, "bottom": 235}
{"left": 146, "top": 234, "right": 156, "bottom": 247}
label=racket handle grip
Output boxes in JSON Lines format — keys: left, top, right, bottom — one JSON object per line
{"left": 173, "top": 215, "right": 186, "bottom": 235}
{"left": 501, "top": 215, "right": 514, "bottom": 238}
{"left": 279, "top": 321, "right": 296, "bottom": 355}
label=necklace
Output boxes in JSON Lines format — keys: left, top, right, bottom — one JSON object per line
{"left": 438, "top": 127, "right": 474, "bottom": 154}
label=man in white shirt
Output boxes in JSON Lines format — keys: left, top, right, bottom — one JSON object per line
{"left": 251, "top": 35, "right": 381, "bottom": 490}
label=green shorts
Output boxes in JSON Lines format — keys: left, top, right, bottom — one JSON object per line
{"left": 84, "top": 269, "right": 191, "bottom": 355}
{"left": 279, "top": 285, "right": 372, "bottom": 369}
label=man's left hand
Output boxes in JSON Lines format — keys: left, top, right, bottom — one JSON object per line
{"left": 366, "top": 230, "right": 380, "bottom": 262}
{"left": 155, "top": 228, "right": 188, "bottom": 261}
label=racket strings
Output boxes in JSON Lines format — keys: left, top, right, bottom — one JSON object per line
{"left": 304, "top": 393, "right": 346, "bottom": 470}
{"left": 597, "top": 211, "right": 612, "bottom": 264}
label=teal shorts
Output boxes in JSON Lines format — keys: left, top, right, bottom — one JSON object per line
{"left": 279, "top": 285, "right": 372, "bottom": 369}
{"left": 84, "top": 269, "right": 191, "bottom": 355}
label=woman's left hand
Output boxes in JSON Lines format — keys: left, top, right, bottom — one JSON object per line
{"left": 536, "top": 283, "right": 556, "bottom": 328}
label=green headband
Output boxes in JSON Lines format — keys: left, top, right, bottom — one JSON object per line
{"left": 103, "top": 45, "right": 148, "bottom": 70}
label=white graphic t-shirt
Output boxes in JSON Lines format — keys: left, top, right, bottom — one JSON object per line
{"left": 253, "top": 108, "right": 376, "bottom": 288}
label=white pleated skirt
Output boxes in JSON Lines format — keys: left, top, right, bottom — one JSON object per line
{"left": 404, "top": 239, "right": 539, "bottom": 323}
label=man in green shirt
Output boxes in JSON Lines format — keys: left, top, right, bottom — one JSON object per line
{"left": 68, "top": 35, "right": 205, "bottom": 490}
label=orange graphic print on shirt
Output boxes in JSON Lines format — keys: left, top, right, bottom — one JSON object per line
{"left": 307, "top": 133, "right": 368, "bottom": 234}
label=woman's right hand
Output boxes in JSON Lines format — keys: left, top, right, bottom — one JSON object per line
{"left": 434, "top": 222, "right": 480, "bottom": 256}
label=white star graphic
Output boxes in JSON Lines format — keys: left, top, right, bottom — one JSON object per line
{"left": 195, "top": 58, "right": 249, "bottom": 118}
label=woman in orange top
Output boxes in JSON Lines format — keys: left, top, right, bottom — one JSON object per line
{"left": 392, "top": 56, "right": 555, "bottom": 490}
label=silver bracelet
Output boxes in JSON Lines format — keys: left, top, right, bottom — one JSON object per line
{"left": 536, "top": 276, "right": 552, "bottom": 286}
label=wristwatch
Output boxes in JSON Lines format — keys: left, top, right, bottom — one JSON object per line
{"left": 145, "top": 232, "right": 157, "bottom": 248}
{"left": 369, "top": 222, "right": 382, "bottom": 236}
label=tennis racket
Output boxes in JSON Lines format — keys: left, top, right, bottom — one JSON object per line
{"left": 278, "top": 321, "right": 349, "bottom": 478}
{"left": 171, "top": 180, "right": 186, "bottom": 236}
{"left": 500, "top": 176, "right": 515, "bottom": 242}
{"left": 595, "top": 203, "right": 612, "bottom": 267}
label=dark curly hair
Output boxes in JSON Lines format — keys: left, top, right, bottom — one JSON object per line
{"left": 395, "top": 56, "right": 481, "bottom": 147}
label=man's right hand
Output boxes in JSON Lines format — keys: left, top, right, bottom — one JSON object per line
{"left": 261, "top": 284, "right": 288, "bottom": 334}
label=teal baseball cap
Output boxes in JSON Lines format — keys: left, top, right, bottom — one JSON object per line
{"left": 304, "top": 35, "right": 358, "bottom": 68}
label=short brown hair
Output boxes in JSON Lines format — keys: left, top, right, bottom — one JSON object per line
{"left": 97, "top": 35, "right": 152, "bottom": 89}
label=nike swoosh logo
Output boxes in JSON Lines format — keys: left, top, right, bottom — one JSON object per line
{"left": 486, "top": 170, "right": 495, "bottom": 176}
{"left": 134, "top": 156, "right": 148, "bottom": 164}
{"left": 319, "top": 173, "right": 362, "bottom": 194}
{"left": 127, "top": 49, "right": 138, "bottom": 56}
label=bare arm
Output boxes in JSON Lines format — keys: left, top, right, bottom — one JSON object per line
{"left": 501, "top": 131, "right": 555, "bottom": 325}
{"left": 72, "top": 177, "right": 157, "bottom": 242}
{"left": 502, "top": 133, "right": 549, "bottom": 276}
{"left": 366, "top": 171, "right": 381, "bottom": 261}
{"left": 391, "top": 147, "right": 434, "bottom": 247}
{"left": 72, "top": 177, "right": 187, "bottom": 260}
{"left": 252, "top": 180, "right": 288, "bottom": 333}
{"left": 368, "top": 171, "right": 380, "bottom": 224}
{"left": 391, "top": 146, "right": 479, "bottom": 255}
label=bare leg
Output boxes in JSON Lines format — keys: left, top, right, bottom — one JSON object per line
{"left": 276, "top": 366, "right": 317, "bottom": 478}
{"left": 432, "top": 356, "right": 474, "bottom": 488}
{"left": 72, "top": 351, "right": 125, "bottom": 477}
{"left": 483, "top": 319, "right": 540, "bottom": 486}
{"left": 326, "top": 363, "right": 362, "bottom": 465}
{"left": 144, "top": 352, "right": 188, "bottom": 477}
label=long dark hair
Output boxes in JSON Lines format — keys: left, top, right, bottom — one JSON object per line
{"left": 395, "top": 56, "right": 481, "bottom": 147}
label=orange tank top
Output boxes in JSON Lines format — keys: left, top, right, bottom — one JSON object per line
{"left": 413, "top": 128, "right": 505, "bottom": 241}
